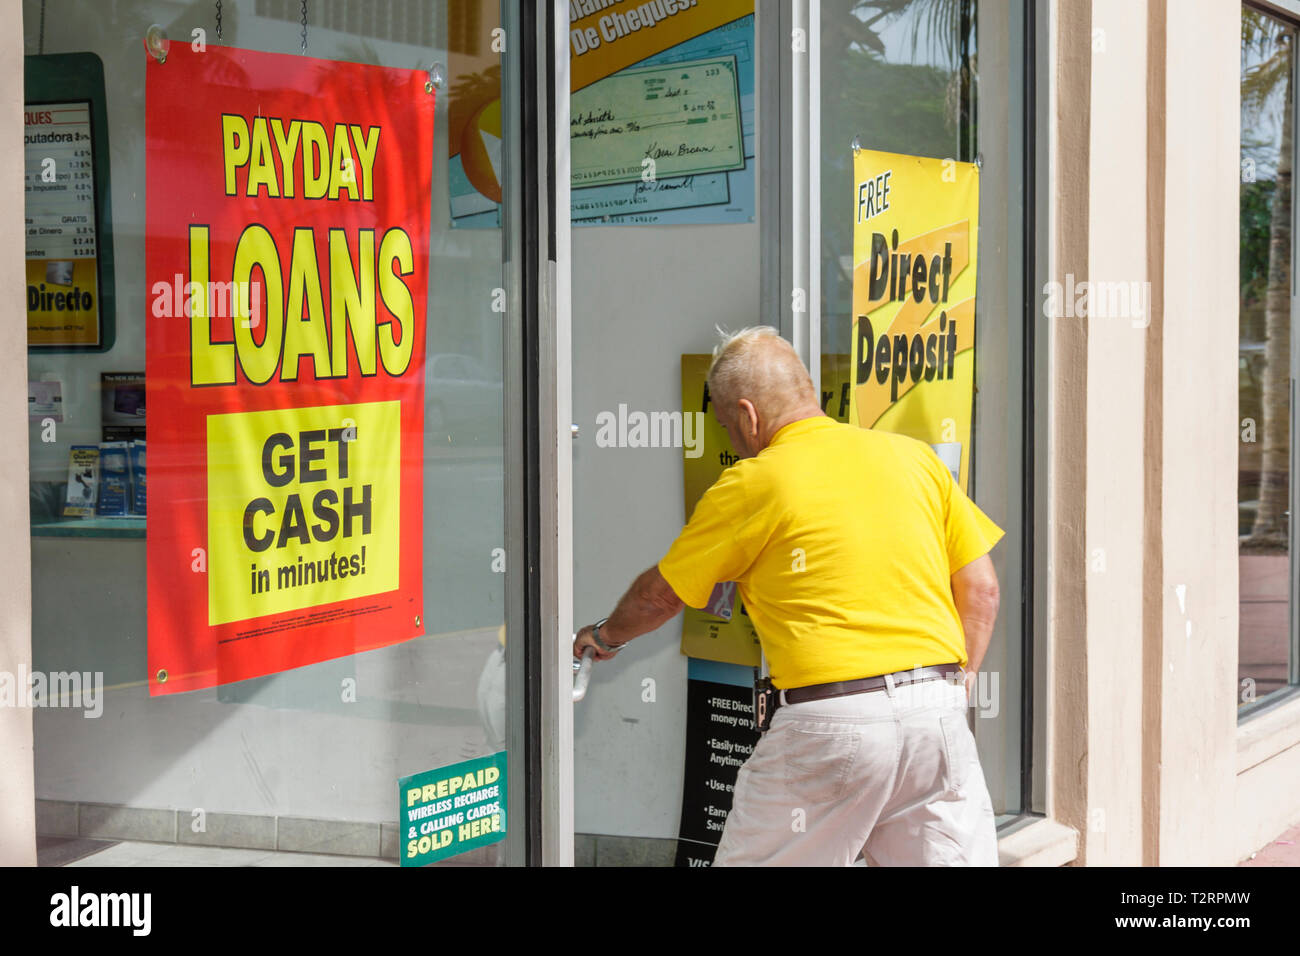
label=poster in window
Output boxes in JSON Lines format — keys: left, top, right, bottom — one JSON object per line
{"left": 849, "top": 148, "right": 979, "bottom": 491}
{"left": 145, "top": 45, "right": 433, "bottom": 695}
{"left": 24, "top": 100, "right": 104, "bottom": 347}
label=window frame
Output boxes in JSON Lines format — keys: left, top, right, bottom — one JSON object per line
{"left": 1239, "top": 0, "right": 1300, "bottom": 722}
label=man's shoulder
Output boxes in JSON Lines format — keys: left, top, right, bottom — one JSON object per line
{"left": 820, "top": 421, "right": 931, "bottom": 457}
{"left": 827, "top": 427, "right": 948, "bottom": 491}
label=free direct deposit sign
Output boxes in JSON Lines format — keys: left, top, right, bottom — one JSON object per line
{"left": 145, "top": 45, "right": 432, "bottom": 694}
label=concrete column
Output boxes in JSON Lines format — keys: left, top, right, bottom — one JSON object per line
{"left": 1050, "top": 0, "right": 1242, "bottom": 866}
{"left": 1154, "top": 0, "right": 1239, "bottom": 867}
{"left": 0, "top": 0, "right": 37, "bottom": 867}
{"left": 1080, "top": 0, "right": 1151, "bottom": 865}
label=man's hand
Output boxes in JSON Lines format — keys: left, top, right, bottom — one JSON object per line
{"left": 573, "top": 624, "right": 619, "bottom": 663}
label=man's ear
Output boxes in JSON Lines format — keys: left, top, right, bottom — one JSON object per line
{"left": 738, "top": 398, "right": 759, "bottom": 436}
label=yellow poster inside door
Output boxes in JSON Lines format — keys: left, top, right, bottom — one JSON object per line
{"left": 850, "top": 149, "right": 978, "bottom": 490}
{"left": 679, "top": 353, "right": 761, "bottom": 666}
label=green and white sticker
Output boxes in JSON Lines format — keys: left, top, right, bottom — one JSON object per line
{"left": 399, "top": 751, "right": 507, "bottom": 866}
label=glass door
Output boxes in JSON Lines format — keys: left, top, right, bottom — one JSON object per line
{"left": 811, "top": 0, "right": 1034, "bottom": 821}
{"left": 23, "top": 0, "right": 552, "bottom": 867}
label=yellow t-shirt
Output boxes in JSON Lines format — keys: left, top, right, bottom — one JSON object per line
{"left": 658, "top": 415, "right": 1004, "bottom": 689}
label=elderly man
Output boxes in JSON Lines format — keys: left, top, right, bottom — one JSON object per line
{"left": 573, "top": 327, "right": 1003, "bottom": 866}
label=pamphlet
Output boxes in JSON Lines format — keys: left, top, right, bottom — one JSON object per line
{"left": 101, "top": 372, "right": 145, "bottom": 441}
{"left": 97, "top": 441, "right": 129, "bottom": 516}
{"left": 62, "top": 445, "right": 99, "bottom": 517}
{"left": 28, "top": 379, "right": 63, "bottom": 422}
{"left": 129, "top": 440, "right": 146, "bottom": 515}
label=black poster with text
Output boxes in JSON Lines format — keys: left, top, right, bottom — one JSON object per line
{"left": 674, "top": 677, "right": 761, "bottom": 866}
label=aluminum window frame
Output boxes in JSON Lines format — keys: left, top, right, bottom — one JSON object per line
{"left": 1238, "top": 0, "right": 1300, "bottom": 722}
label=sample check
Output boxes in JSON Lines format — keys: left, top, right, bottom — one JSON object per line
{"left": 570, "top": 55, "right": 745, "bottom": 189}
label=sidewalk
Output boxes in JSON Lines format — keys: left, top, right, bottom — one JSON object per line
{"left": 41, "top": 828, "right": 1300, "bottom": 866}
{"left": 1238, "top": 822, "right": 1300, "bottom": 866}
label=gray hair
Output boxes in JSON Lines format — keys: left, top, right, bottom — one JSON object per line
{"left": 707, "top": 326, "right": 815, "bottom": 416}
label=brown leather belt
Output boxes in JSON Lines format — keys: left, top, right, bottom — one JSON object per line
{"left": 780, "top": 664, "right": 964, "bottom": 705}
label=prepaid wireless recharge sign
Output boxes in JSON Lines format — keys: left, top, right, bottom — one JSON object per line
{"left": 145, "top": 45, "right": 432, "bottom": 694}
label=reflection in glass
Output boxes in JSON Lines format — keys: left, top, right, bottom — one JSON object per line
{"left": 819, "top": 0, "right": 1031, "bottom": 819}
{"left": 1239, "top": 8, "right": 1295, "bottom": 707}
{"left": 22, "top": 0, "right": 513, "bottom": 867}
{"left": 821, "top": 0, "right": 976, "bottom": 357}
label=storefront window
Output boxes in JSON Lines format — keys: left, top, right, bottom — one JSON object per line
{"left": 25, "top": 0, "right": 520, "bottom": 865}
{"left": 819, "top": 0, "right": 1033, "bottom": 817}
{"left": 1239, "top": 3, "right": 1299, "bottom": 712}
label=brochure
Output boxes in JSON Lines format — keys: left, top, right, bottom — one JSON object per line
{"left": 62, "top": 445, "right": 100, "bottom": 517}
{"left": 97, "top": 441, "right": 129, "bottom": 517}
{"left": 129, "top": 440, "right": 146, "bottom": 515}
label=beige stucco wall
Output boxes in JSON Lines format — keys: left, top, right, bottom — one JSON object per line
{"left": 1048, "top": 0, "right": 1300, "bottom": 867}
{"left": 1045, "top": 0, "right": 1300, "bottom": 868}
{"left": 0, "top": 0, "right": 36, "bottom": 867}
{"left": 1082, "top": 0, "right": 1151, "bottom": 865}
{"left": 1157, "top": 0, "right": 1241, "bottom": 868}
{"left": 1237, "top": 711, "right": 1300, "bottom": 859}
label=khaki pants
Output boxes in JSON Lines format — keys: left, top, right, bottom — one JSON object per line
{"left": 713, "top": 674, "right": 998, "bottom": 866}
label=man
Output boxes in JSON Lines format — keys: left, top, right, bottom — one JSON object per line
{"left": 572, "top": 326, "right": 1003, "bottom": 866}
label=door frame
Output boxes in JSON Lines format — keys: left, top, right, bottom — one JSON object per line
{"left": 501, "top": 0, "right": 573, "bottom": 866}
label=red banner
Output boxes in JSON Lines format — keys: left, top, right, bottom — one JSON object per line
{"left": 145, "top": 45, "right": 432, "bottom": 695}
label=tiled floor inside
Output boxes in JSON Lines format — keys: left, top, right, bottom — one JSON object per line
{"left": 38, "top": 836, "right": 396, "bottom": 867}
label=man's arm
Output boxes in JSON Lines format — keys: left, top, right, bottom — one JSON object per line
{"left": 572, "top": 565, "right": 685, "bottom": 661}
{"left": 951, "top": 554, "right": 1000, "bottom": 694}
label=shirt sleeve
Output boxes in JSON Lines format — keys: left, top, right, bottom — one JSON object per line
{"left": 658, "top": 465, "right": 769, "bottom": 609}
{"left": 928, "top": 448, "right": 1005, "bottom": 573}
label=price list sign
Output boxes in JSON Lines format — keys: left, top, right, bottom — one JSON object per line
{"left": 25, "top": 101, "right": 101, "bottom": 347}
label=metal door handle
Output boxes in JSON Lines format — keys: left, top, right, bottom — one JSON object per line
{"left": 572, "top": 645, "right": 595, "bottom": 701}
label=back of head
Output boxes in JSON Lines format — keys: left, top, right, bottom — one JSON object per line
{"left": 707, "top": 326, "right": 817, "bottom": 420}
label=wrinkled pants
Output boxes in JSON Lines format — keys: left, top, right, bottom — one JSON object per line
{"left": 713, "top": 674, "right": 998, "bottom": 866}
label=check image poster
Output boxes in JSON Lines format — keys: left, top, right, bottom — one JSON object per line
{"left": 849, "top": 148, "right": 979, "bottom": 491}
{"left": 570, "top": 0, "right": 754, "bottom": 225}
{"left": 145, "top": 46, "right": 432, "bottom": 695}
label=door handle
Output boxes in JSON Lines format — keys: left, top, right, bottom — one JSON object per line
{"left": 572, "top": 644, "right": 595, "bottom": 702}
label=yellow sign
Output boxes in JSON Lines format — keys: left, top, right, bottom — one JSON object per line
{"left": 679, "top": 353, "right": 761, "bottom": 666}
{"left": 850, "top": 148, "right": 978, "bottom": 490}
{"left": 206, "top": 401, "right": 401, "bottom": 626}
{"left": 569, "top": 0, "right": 753, "bottom": 93}
{"left": 26, "top": 258, "right": 99, "bottom": 346}
{"left": 821, "top": 352, "right": 852, "bottom": 423}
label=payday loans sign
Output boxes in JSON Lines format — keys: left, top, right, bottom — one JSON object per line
{"left": 145, "top": 45, "right": 432, "bottom": 694}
